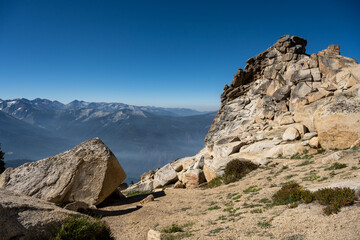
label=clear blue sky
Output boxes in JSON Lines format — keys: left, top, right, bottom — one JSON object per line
{"left": 1, "top": 0, "right": 359, "bottom": 111}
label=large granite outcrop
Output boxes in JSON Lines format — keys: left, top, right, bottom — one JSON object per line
{"left": 0, "top": 188, "right": 83, "bottom": 240}
{"left": 205, "top": 35, "right": 359, "bottom": 151}
{"left": 0, "top": 138, "right": 126, "bottom": 206}
{"left": 133, "top": 35, "right": 360, "bottom": 189}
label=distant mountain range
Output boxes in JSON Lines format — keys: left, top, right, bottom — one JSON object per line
{"left": 0, "top": 98, "right": 216, "bottom": 182}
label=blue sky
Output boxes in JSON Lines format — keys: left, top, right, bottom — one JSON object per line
{"left": 0, "top": 0, "right": 359, "bottom": 111}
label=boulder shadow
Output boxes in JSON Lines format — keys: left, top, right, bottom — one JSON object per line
{"left": 89, "top": 205, "right": 143, "bottom": 217}
{"left": 98, "top": 190, "right": 166, "bottom": 207}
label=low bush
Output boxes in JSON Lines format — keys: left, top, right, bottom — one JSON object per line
{"left": 54, "top": 216, "right": 114, "bottom": 240}
{"left": 325, "top": 162, "right": 347, "bottom": 170}
{"left": 223, "top": 159, "right": 258, "bottom": 184}
{"left": 272, "top": 183, "right": 305, "bottom": 205}
{"left": 314, "top": 187, "right": 355, "bottom": 215}
{"left": 205, "top": 177, "right": 223, "bottom": 188}
{"left": 162, "top": 224, "right": 184, "bottom": 233}
{"left": 272, "top": 183, "right": 356, "bottom": 215}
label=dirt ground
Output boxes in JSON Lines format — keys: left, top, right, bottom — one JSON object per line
{"left": 100, "top": 148, "right": 360, "bottom": 240}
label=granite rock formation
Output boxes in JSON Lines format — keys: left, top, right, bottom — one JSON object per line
{"left": 127, "top": 35, "right": 360, "bottom": 190}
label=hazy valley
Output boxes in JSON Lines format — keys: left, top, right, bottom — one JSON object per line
{"left": 0, "top": 98, "right": 216, "bottom": 182}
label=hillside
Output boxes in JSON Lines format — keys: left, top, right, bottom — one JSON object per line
{"left": 114, "top": 35, "right": 360, "bottom": 239}
{"left": 102, "top": 148, "right": 360, "bottom": 240}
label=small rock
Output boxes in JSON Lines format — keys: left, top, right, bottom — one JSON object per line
{"left": 303, "top": 132, "right": 318, "bottom": 140}
{"left": 309, "top": 137, "right": 320, "bottom": 148}
{"left": 279, "top": 115, "right": 295, "bottom": 125}
{"left": 174, "top": 181, "right": 185, "bottom": 189}
{"left": 147, "top": 229, "right": 161, "bottom": 240}
{"left": 321, "top": 151, "right": 344, "bottom": 164}
{"left": 282, "top": 127, "right": 300, "bottom": 141}
{"left": 259, "top": 159, "right": 272, "bottom": 166}
{"left": 282, "top": 143, "right": 307, "bottom": 157}
{"left": 121, "top": 180, "right": 154, "bottom": 196}
{"left": 301, "top": 140, "right": 309, "bottom": 146}
{"left": 256, "top": 134, "right": 266, "bottom": 141}
{"left": 292, "top": 123, "right": 308, "bottom": 137}
{"left": 140, "top": 194, "right": 155, "bottom": 205}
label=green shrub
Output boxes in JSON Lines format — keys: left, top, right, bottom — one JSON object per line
{"left": 257, "top": 221, "right": 271, "bottom": 228}
{"left": 243, "top": 185, "right": 262, "bottom": 194}
{"left": 325, "top": 162, "right": 347, "bottom": 170}
{"left": 314, "top": 187, "right": 355, "bottom": 215}
{"left": 301, "top": 190, "right": 314, "bottom": 203}
{"left": 296, "top": 160, "right": 314, "bottom": 167}
{"left": 204, "top": 177, "right": 223, "bottom": 188}
{"left": 223, "top": 159, "right": 258, "bottom": 184}
{"left": 317, "top": 148, "right": 325, "bottom": 154}
{"left": 208, "top": 205, "right": 221, "bottom": 210}
{"left": 272, "top": 183, "right": 356, "bottom": 215}
{"left": 272, "top": 183, "right": 305, "bottom": 205}
{"left": 54, "top": 216, "right": 114, "bottom": 240}
{"left": 162, "top": 224, "right": 184, "bottom": 233}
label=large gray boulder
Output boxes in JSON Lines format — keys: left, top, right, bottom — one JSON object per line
{"left": 121, "top": 180, "right": 154, "bottom": 196}
{"left": 153, "top": 164, "right": 178, "bottom": 188}
{"left": 0, "top": 138, "right": 126, "bottom": 206}
{"left": 0, "top": 188, "right": 83, "bottom": 240}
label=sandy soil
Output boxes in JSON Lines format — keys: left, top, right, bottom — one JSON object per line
{"left": 101, "top": 148, "right": 360, "bottom": 240}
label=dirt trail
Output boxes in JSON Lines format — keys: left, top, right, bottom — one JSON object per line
{"left": 101, "top": 149, "right": 360, "bottom": 240}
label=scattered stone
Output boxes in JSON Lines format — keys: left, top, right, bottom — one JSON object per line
{"left": 303, "top": 132, "right": 318, "bottom": 140}
{"left": 309, "top": 137, "right": 320, "bottom": 148}
{"left": 282, "top": 143, "right": 307, "bottom": 157}
{"left": 213, "top": 141, "right": 245, "bottom": 158}
{"left": 279, "top": 115, "right": 295, "bottom": 125}
{"left": 258, "top": 159, "right": 272, "bottom": 166}
{"left": 174, "top": 181, "right": 185, "bottom": 188}
{"left": 147, "top": 229, "right": 161, "bottom": 240}
{"left": 121, "top": 180, "right": 154, "bottom": 196}
{"left": 282, "top": 127, "right": 300, "bottom": 141}
{"left": 140, "top": 194, "right": 155, "bottom": 205}
{"left": 321, "top": 151, "right": 344, "bottom": 164}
